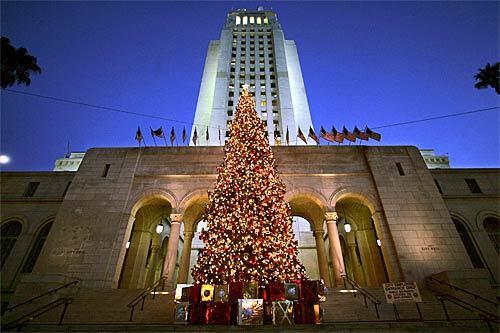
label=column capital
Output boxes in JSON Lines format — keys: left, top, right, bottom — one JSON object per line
{"left": 170, "top": 213, "right": 183, "bottom": 223}
{"left": 184, "top": 230, "right": 195, "bottom": 239}
{"left": 325, "top": 212, "right": 339, "bottom": 223}
{"left": 312, "top": 230, "right": 324, "bottom": 239}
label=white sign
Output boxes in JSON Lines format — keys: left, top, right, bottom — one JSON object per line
{"left": 383, "top": 282, "right": 422, "bottom": 304}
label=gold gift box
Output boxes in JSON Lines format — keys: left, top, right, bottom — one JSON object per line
{"left": 238, "top": 299, "right": 263, "bottom": 325}
{"left": 243, "top": 281, "right": 258, "bottom": 299}
{"left": 214, "top": 285, "right": 229, "bottom": 302}
{"left": 201, "top": 284, "right": 214, "bottom": 302}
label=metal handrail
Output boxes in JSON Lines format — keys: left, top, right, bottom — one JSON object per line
{"left": 4, "top": 280, "right": 79, "bottom": 314}
{"left": 341, "top": 274, "right": 382, "bottom": 318}
{"left": 427, "top": 276, "right": 499, "bottom": 308}
{"left": 2, "top": 297, "right": 73, "bottom": 331}
{"left": 127, "top": 275, "right": 169, "bottom": 322}
{"left": 437, "top": 294, "right": 499, "bottom": 333}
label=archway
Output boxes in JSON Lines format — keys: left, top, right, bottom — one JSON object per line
{"left": 334, "top": 199, "right": 387, "bottom": 287}
{"left": 452, "top": 218, "right": 484, "bottom": 269}
{"left": 119, "top": 197, "right": 177, "bottom": 289}
{"left": 292, "top": 216, "right": 320, "bottom": 280}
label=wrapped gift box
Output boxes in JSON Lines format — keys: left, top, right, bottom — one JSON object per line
{"left": 214, "top": 285, "right": 229, "bottom": 302}
{"left": 263, "top": 301, "right": 273, "bottom": 325}
{"left": 269, "top": 282, "right": 285, "bottom": 301}
{"left": 238, "top": 299, "right": 263, "bottom": 325}
{"left": 229, "top": 281, "right": 244, "bottom": 302}
{"left": 243, "top": 281, "right": 258, "bottom": 299}
{"left": 209, "top": 302, "right": 231, "bottom": 324}
{"left": 175, "top": 284, "right": 193, "bottom": 302}
{"left": 272, "top": 300, "right": 294, "bottom": 325}
{"left": 174, "top": 302, "right": 190, "bottom": 324}
{"left": 189, "top": 302, "right": 208, "bottom": 325}
{"left": 293, "top": 301, "right": 321, "bottom": 324}
{"left": 284, "top": 283, "right": 299, "bottom": 301}
{"left": 301, "top": 280, "right": 319, "bottom": 302}
{"left": 189, "top": 284, "right": 202, "bottom": 303}
{"left": 201, "top": 284, "right": 214, "bottom": 302}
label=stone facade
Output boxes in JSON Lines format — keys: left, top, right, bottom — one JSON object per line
{"left": 2, "top": 145, "right": 497, "bottom": 308}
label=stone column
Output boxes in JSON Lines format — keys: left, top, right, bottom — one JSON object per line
{"left": 325, "top": 212, "right": 345, "bottom": 286}
{"left": 121, "top": 228, "right": 151, "bottom": 288}
{"left": 313, "top": 230, "right": 331, "bottom": 286}
{"left": 177, "top": 230, "right": 195, "bottom": 283}
{"left": 348, "top": 243, "right": 364, "bottom": 285}
{"left": 162, "top": 213, "right": 183, "bottom": 283}
{"left": 145, "top": 239, "right": 160, "bottom": 286}
{"left": 371, "top": 211, "right": 403, "bottom": 282}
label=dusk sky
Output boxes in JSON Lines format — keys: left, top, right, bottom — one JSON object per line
{"left": 1, "top": 1, "right": 498, "bottom": 171}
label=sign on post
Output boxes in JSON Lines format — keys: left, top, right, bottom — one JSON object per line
{"left": 383, "top": 282, "right": 422, "bottom": 304}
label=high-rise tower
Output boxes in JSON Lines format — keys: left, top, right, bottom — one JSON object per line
{"left": 191, "top": 7, "right": 314, "bottom": 146}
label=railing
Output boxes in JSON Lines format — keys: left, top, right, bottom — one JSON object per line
{"left": 341, "top": 274, "right": 382, "bottom": 319}
{"left": 426, "top": 276, "right": 500, "bottom": 309}
{"left": 127, "top": 275, "right": 169, "bottom": 322}
{"left": 436, "top": 294, "right": 499, "bottom": 333}
{"left": 3, "top": 280, "right": 79, "bottom": 315}
{"left": 2, "top": 297, "right": 73, "bottom": 331}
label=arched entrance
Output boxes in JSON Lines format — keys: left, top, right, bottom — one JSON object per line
{"left": 334, "top": 199, "right": 388, "bottom": 287}
{"left": 119, "top": 198, "right": 179, "bottom": 289}
{"left": 292, "top": 216, "right": 320, "bottom": 280}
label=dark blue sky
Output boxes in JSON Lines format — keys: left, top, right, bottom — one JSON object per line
{"left": 1, "top": 1, "right": 498, "bottom": 171}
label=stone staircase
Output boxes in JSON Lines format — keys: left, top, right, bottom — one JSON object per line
{"left": 2, "top": 284, "right": 496, "bottom": 332}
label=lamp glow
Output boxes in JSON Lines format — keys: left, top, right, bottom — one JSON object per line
{"left": 156, "top": 223, "right": 164, "bottom": 234}
{"left": 376, "top": 239, "right": 382, "bottom": 247}
{"left": 344, "top": 222, "right": 351, "bottom": 233}
{"left": 126, "top": 241, "right": 131, "bottom": 249}
{"left": 0, "top": 155, "right": 10, "bottom": 164}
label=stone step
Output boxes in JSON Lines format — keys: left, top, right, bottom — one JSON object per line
{"left": 11, "top": 320, "right": 495, "bottom": 332}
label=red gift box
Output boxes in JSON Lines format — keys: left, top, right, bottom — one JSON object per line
{"left": 189, "top": 284, "right": 202, "bottom": 303}
{"left": 293, "top": 301, "right": 321, "bottom": 324}
{"left": 301, "top": 280, "right": 319, "bottom": 302}
{"left": 230, "top": 301, "right": 239, "bottom": 325}
{"left": 209, "top": 302, "right": 231, "bottom": 325}
{"left": 229, "top": 281, "right": 244, "bottom": 302}
{"left": 189, "top": 302, "right": 208, "bottom": 324}
{"left": 269, "top": 282, "right": 285, "bottom": 301}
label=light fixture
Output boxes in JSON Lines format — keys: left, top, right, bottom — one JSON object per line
{"left": 344, "top": 222, "right": 351, "bottom": 233}
{"left": 126, "top": 241, "right": 131, "bottom": 249}
{"left": 377, "top": 239, "right": 382, "bottom": 247}
{"left": 156, "top": 207, "right": 165, "bottom": 234}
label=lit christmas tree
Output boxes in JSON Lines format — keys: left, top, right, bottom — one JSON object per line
{"left": 192, "top": 85, "right": 307, "bottom": 285}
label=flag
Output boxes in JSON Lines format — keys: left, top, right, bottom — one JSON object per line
{"left": 182, "top": 127, "right": 187, "bottom": 143}
{"left": 192, "top": 127, "right": 198, "bottom": 146}
{"left": 332, "top": 126, "right": 344, "bottom": 143}
{"left": 170, "top": 127, "right": 176, "bottom": 146}
{"left": 320, "top": 126, "right": 335, "bottom": 143}
{"left": 365, "top": 127, "right": 381, "bottom": 141}
{"left": 286, "top": 126, "right": 290, "bottom": 145}
{"left": 205, "top": 127, "right": 210, "bottom": 142}
{"left": 308, "top": 126, "right": 320, "bottom": 144}
{"left": 342, "top": 126, "right": 356, "bottom": 142}
{"left": 135, "top": 127, "right": 143, "bottom": 144}
{"left": 297, "top": 126, "right": 307, "bottom": 144}
{"left": 353, "top": 126, "right": 369, "bottom": 141}
{"left": 150, "top": 126, "right": 164, "bottom": 138}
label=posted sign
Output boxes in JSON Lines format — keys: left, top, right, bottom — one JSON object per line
{"left": 383, "top": 282, "right": 422, "bottom": 304}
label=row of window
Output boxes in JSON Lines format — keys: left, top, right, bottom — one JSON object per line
{"left": 433, "top": 178, "right": 483, "bottom": 194}
{"left": 0, "top": 220, "right": 53, "bottom": 272}
{"left": 235, "top": 16, "right": 269, "bottom": 25}
{"left": 233, "top": 26, "right": 271, "bottom": 33}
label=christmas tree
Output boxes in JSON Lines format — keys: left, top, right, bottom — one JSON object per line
{"left": 192, "top": 85, "right": 307, "bottom": 285}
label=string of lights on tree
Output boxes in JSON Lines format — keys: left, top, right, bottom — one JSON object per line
{"left": 191, "top": 85, "right": 307, "bottom": 285}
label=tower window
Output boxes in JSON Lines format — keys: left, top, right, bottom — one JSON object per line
{"left": 23, "top": 182, "right": 40, "bottom": 197}
{"left": 243, "top": 16, "right": 248, "bottom": 25}
{"left": 250, "top": 17, "right": 255, "bottom": 24}
{"left": 465, "top": 178, "right": 482, "bottom": 194}
{"left": 261, "top": 100, "right": 267, "bottom": 107}
{"left": 395, "top": 162, "right": 405, "bottom": 176}
{"left": 236, "top": 16, "right": 241, "bottom": 25}
{"left": 102, "top": 164, "right": 111, "bottom": 178}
